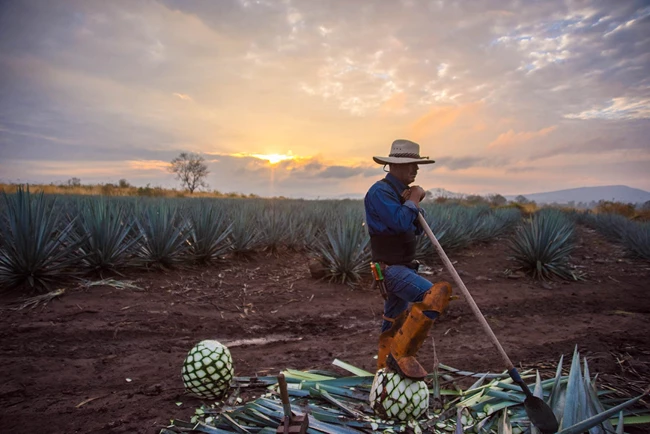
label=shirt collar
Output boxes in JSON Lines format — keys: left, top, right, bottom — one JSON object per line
{"left": 385, "top": 172, "right": 407, "bottom": 192}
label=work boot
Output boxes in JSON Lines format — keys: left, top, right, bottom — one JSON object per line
{"left": 376, "top": 311, "right": 407, "bottom": 370}
{"left": 389, "top": 281, "right": 453, "bottom": 380}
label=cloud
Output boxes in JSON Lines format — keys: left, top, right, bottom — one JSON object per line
{"left": 173, "top": 93, "right": 193, "bottom": 101}
{"left": 530, "top": 132, "right": 650, "bottom": 160}
{"left": 317, "top": 165, "right": 365, "bottom": 179}
{"left": 564, "top": 97, "right": 650, "bottom": 120}
{"left": 1, "top": 0, "right": 649, "bottom": 194}
{"left": 127, "top": 160, "right": 170, "bottom": 171}
{"left": 434, "top": 155, "right": 511, "bottom": 171}
{"left": 410, "top": 102, "right": 483, "bottom": 140}
{"left": 488, "top": 126, "right": 557, "bottom": 149}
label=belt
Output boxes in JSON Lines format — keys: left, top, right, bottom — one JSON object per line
{"left": 378, "top": 260, "right": 420, "bottom": 271}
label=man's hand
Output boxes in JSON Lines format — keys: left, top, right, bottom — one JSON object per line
{"left": 409, "top": 185, "right": 426, "bottom": 205}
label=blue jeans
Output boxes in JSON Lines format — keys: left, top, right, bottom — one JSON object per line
{"left": 381, "top": 265, "right": 433, "bottom": 332}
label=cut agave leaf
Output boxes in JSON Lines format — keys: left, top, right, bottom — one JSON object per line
{"left": 557, "top": 391, "right": 647, "bottom": 434}
{"left": 498, "top": 409, "right": 513, "bottom": 434}
{"left": 561, "top": 346, "right": 587, "bottom": 429}
{"left": 331, "top": 359, "right": 373, "bottom": 377}
{"left": 164, "top": 353, "right": 649, "bottom": 434}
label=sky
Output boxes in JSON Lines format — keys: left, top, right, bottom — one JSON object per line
{"left": 0, "top": 0, "right": 649, "bottom": 199}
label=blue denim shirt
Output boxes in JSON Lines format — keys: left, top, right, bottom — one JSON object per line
{"left": 364, "top": 173, "right": 423, "bottom": 236}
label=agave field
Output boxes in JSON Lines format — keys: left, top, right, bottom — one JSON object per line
{"left": 0, "top": 187, "right": 649, "bottom": 433}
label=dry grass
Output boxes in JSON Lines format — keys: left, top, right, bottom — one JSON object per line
{"left": 0, "top": 183, "right": 259, "bottom": 199}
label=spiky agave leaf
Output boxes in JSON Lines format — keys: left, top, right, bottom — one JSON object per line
{"left": 314, "top": 211, "right": 370, "bottom": 286}
{"left": 285, "top": 209, "right": 317, "bottom": 251}
{"left": 228, "top": 203, "right": 261, "bottom": 257}
{"left": 135, "top": 201, "right": 189, "bottom": 268}
{"left": 186, "top": 202, "right": 232, "bottom": 263}
{"left": 73, "top": 197, "right": 140, "bottom": 275}
{"left": 509, "top": 209, "right": 577, "bottom": 280}
{"left": 471, "top": 208, "right": 522, "bottom": 243}
{"left": 416, "top": 204, "right": 477, "bottom": 263}
{"left": 0, "top": 186, "right": 82, "bottom": 291}
{"left": 622, "top": 221, "right": 650, "bottom": 260}
{"left": 583, "top": 213, "right": 633, "bottom": 243}
{"left": 257, "top": 206, "right": 290, "bottom": 255}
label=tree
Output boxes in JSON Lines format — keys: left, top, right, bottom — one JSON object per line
{"left": 465, "top": 194, "right": 488, "bottom": 205}
{"left": 514, "top": 195, "right": 529, "bottom": 204}
{"left": 168, "top": 152, "right": 209, "bottom": 193}
{"left": 118, "top": 179, "right": 131, "bottom": 188}
{"left": 488, "top": 194, "right": 507, "bottom": 207}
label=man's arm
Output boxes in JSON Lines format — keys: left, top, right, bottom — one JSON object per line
{"left": 402, "top": 186, "right": 427, "bottom": 235}
{"left": 371, "top": 186, "right": 421, "bottom": 233}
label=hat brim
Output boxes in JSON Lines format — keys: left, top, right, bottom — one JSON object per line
{"left": 373, "top": 156, "right": 436, "bottom": 165}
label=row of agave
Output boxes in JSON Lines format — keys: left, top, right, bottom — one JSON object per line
{"left": 580, "top": 212, "right": 650, "bottom": 260}
{"left": 0, "top": 187, "right": 335, "bottom": 290}
{"left": 162, "top": 347, "right": 649, "bottom": 433}
{"left": 2, "top": 187, "right": 645, "bottom": 292}
{"left": 0, "top": 188, "right": 525, "bottom": 292}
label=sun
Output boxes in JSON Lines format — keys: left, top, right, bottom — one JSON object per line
{"left": 251, "top": 153, "right": 295, "bottom": 164}
{"left": 228, "top": 151, "right": 302, "bottom": 165}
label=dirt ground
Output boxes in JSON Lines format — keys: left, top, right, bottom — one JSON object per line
{"left": 1, "top": 226, "right": 649, "bottom": 434}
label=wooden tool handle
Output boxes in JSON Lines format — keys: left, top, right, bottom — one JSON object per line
{"left": 417, "top": 213, "right": 515, "bottom": 370}
{"left": 278, "top": 373, "right": 292, "bottom": 420}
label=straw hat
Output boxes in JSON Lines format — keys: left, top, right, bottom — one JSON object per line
{"left": 372, "top": 139, "right": 435, "bottom": 165}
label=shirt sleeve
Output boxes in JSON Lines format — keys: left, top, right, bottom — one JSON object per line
{"left": 414, "top": 206, "right": 426, "bottom": 235}
{"left": 372, "top": 187, "right": 420, "bottom": 233}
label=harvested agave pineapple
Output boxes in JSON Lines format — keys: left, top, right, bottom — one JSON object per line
{"left": 369, "top": 368, "right": 430, "bottom": 421}
{"left": 182, "top": 340, "right": 234, "bottom": 399}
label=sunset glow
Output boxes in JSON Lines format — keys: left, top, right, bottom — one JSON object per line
{"left": 228, "top": 152, "right": 302, "bottom": 165}
{"left": 0, "top": 1, "right": 648, "bottom": 197}
{"left": 251, "top": 153, "right": 296, "bottom": 165}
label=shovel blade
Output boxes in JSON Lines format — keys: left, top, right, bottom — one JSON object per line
{"left": 524, "top": 396, "right": 559, "bottom": 434}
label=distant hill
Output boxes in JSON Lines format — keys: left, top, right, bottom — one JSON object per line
{"left": 427, "top": 187, "right": 464, "bottom": 199}
{"left": 313, "top": 185, "right": 650, "bottom": 204}
{"left": 505, "top": 185, "right": 650, "bottom": 205}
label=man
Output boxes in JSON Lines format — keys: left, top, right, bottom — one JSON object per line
{"left": 364, "top": 139, "right": 454, "bottom": 380}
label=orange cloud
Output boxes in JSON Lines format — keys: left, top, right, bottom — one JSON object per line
{"left": 127, "top": 160, "right": 170, "bottom": 171}
{"left": 488, "top": 126, "right": 557, "bottom": 149}
{"left": 410, "top": 102, "right": 483, "bottom": 140}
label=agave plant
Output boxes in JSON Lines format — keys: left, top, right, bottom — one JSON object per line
{"left": 185, "top": 202, "right": 232, "bottom": 263}
{"left": 163, "top": 348, "right": 649, "bottom": 434}
{"left": 622, "top": 221, "right": 650, "bottom": 260}
{"left": 257, "top": 206, "right": 290, "bottom": 255}
{"left": 228, "top": 204, "right": 261, "bottom": 258}
{"left": 471, "top": 208, "right": 521, "bottom": 243}
{"left": 416, "top": 204, "right": 476, "bottom": 263}
{"left": 288, "top": 219, "right": 315, "bottom": 251}
{"left": 73, "top": 197, "right": 140, "bottom": 276}
{"left": 583, "top": 212, "right": 633, "bottom": 242}
{"left": 314, "top": 211, "right": 370, "bottom": 286}
{"left": 0, "top": 186, "right": 82, "bottom": 291}
{"left": 135, "top": 201, "right": 189, "bottom": 268}
{"left": 509, "top": 210, "right": 578, "bottom": 280}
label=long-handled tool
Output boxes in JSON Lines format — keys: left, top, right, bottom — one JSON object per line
{"left": 417, "top": 213, "right": 559, "bottom": 434}
{"left": 276, "top": 373, "right": 309, "bottom": 434}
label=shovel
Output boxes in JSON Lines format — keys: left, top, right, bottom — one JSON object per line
{"left": 417, "top": 213, "right": 559, "bottom": 434}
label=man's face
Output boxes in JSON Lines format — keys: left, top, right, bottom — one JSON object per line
{"left": 392, "top": 163, "right": 419, "bottom": 185}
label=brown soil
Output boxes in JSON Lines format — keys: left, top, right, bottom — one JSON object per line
{"left": 1, "top": 226, "right": 649, "bottom": 434}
